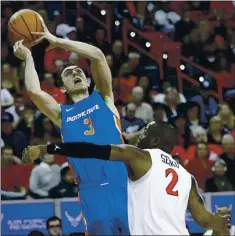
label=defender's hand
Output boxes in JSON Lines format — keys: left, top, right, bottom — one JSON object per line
{"left": 22, "top": 146, "right": 41, "bottom": 164}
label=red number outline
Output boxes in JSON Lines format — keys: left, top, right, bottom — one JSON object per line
{"left": 165, "top": 168, "right": 179, "bottom": 196}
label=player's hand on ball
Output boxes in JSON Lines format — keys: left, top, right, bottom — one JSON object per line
{"left": 31, "top": 17, "right": 58, "bottom": 45}
{"left": 13, "top": 40, "right": 31, "bottom": 60}
{"left": 22, "top": 146, "right": 41, "bottom": 164}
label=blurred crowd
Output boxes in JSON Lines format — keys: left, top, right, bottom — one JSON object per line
{"left": 1, "top": 1, "right": 235, "bottom": 201}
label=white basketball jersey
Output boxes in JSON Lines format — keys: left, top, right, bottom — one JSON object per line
{"left": 128, "top": 149, "right": 192, "bottom": 235}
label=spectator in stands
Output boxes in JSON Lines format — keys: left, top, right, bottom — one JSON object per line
{"left": 175, "top": 10, "right": 195, "bottom": 41}
{"left": 1, "top": 112, "right": 28, "bottom": 158}
{"left": 56, "top": 23, "right": 77, "bottom": 40}
{"left": 121, "top": 102, "right": 146, "bottom": 144}
{"left": 186, "top": 143, "right": 213, "bottom": 192}
{"left": 152, "top": 102, "right": 172, "bottom": 122}
{"left": 153, "top": 2, "right": 181, "bottom": 33}
{"left": 29, "top": 154, "right": 61, "bottom": 199}
{"left": 1, "top": 187, "right": 27, "bottom": 200}
{"left": 137, "top": 75, "right": 154, "bottom": 104}
{"left": 49, "top": 163, "right": 78, "bottom": 199}
{"left": 217, "top": 102, "right": 235, "bottom": 132}
{"left": 1, "top": 63, "right": 19, "bottom": 94}
{"left": 41, "top": 73, "right": 66, "bottom": 104}
{"left": 163, "top": 87, "right": 185, "bottom": 115}
{"left": 93, "top": 28, "right": 111, "bottom": 54}
{"left": 191, "top": 81, "right": 218, "bottom": 125}
{"left": 16, "top": 107, "right": 34, "bottom": 143}
{"left": 186, "top": 101, "right": 202, "bottom": 131}
{"left": 28, "top": 230, "right": 45, "bottom": 236}
{"left": 171, "top": 112, "right": 192, "bottom": 149}
{"left": 191, "top": 126, "right": 208, "bottom": 144}
{"left": 123, "top": 86, "right": 153, "bottom": 123}
{"left": 53, "top": 60, "right": 65, "bottom": 84}
{"left": 219, "top": 134, "right": 235, "bottom": 188}
{"left": 105, "top": 54, "right": 118, "bottom": 77}
{"left": 127, "top": 52, "right": 141, "bottom": 76}
{"left": 208, "top": 116, "right": 225, "bottom": 145}
{"left": 14, "top": 94, "right": 25, "bottom": 117}
{"left": 187, "top": 126, "right": 222, "bottom": 165}
{"left": 205, "top": 159, "right": 234, "bottom": 192}
{"left": 1, "top": 88, "right": 20, "bottom": 127}
{"left": 31, "top": 116, "right": 61, "bottom": 145}
{"left": 153, "top": 80, "right": 186, "bottom": 104}
{"left": 44, "top": 47, "right": 70, "bottom": 74}
{"left": 119, "top": 52, "right": 142, "bottom": 77}
{"left": 69, "top": 233, "right": 86, "bottom": 236}
{"left": 113, "top": 67, "right": 137, "bottom": 104}
{"left": 46, "top": 216, "right": 62, "bottom": 236}
{"left": 112, "top": 40, "right": 125, "bottom": 74}
{"left": 1, "top": 146, "right": 22, "bottom": 167}
{"left": 75, "top": 16, "right": 91, "bottom": 42}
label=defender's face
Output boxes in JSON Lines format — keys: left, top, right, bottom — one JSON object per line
{"left": 61, "top": 66, "right": 89, "bottom": 94}
{"left": 136, "top": 122, "right": 156, "bottom": 149}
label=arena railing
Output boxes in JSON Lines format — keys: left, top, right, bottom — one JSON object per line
{"left": 122, "top": 20, "right": 228, "bottom": 102}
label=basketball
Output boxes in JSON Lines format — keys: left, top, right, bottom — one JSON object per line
{"left": 8, "top": 9, "right": 44, "bottom": 47}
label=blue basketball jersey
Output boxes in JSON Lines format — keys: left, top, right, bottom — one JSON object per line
{"left": 60, "top": 91, "right": 127, "bottom": 185}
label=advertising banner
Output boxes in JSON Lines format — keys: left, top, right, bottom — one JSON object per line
{"left": 1, "top": 201, "right": 55, "bottom": 235}
{"left": 60, "top": 200, "right": 86, "bottom": 234}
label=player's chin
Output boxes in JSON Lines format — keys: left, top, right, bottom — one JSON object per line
{"left": 74, "top": 84, "right": 87, "bottom": 91}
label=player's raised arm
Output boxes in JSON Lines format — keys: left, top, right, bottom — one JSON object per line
{"left": 188, "top": 176, "right": 231, "bottom": 234}
{"left": 57, "top": 39, "right": 113, "bottom": 100}
{"left": 32, "top": 20, "right": 113, "bottom": 102}
{"left": 13, "top": 40, "right": 61, "bottom": 128}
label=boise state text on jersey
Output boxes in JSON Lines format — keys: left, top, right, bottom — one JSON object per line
{"left": 60, "top": 90, "right": 127, "bottom": 185}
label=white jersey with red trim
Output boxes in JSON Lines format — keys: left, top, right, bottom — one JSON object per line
{"left": 128, "top": 148, "right": 191, "bottom": 235}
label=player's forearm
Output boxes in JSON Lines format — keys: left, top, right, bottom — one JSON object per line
{"left": 25, "top": 54, "right": 42, "bottom": 95}
{"left": 196, "top": 212, "right": 225, "bottom": 232}
{"left": 38, "top": 142, "right": 111, "bottom": 160}
{"left": 56, "top": 38, "right": 103, "bottom": 61}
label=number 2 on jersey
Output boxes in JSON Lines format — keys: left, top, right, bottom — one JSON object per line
{"left": 84, "top": 118, "right": 95, "bottom": 135}
{"left": 165, "top": 168, "right": 179, "bottom": 196}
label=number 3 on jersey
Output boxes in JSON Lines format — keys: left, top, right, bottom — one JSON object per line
{"left": 84, "top": 118, "right": 95, "bottom": 135}
{"left": 165, "top": 168, "right": 179, "bottom": 197}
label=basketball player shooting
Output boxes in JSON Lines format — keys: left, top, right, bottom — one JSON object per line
{"left": 14, "top": 18, "right": 129, "bottom": 235}
{"left": 23, "top": 121, "right": 231, "bottom": 235}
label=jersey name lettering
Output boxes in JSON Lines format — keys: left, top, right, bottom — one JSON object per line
{"left": 161, "top": 154, "right": 179, "bottom": 168}
{"left": 66, "top": 105, "right": 100, "bottom": 122}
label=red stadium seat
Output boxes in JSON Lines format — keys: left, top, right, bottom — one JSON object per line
{"left": 1, "top": 165, "right": 20, "bottom": 191}
{"left": 12, "top": 164, "right": 35, "bottom": 190}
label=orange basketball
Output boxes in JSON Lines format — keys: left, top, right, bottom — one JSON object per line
{"left": 8, "top": 9, "right": 44, "bottom": 47}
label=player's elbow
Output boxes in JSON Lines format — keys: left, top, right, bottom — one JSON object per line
{"left": 27, "top": 90, "right": 42, "bottom": 99}
{"left": 92, "top": 48, "right": 105, "bottom": 61}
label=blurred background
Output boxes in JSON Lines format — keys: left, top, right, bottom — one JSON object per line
{"left": 1, "top": 1, "right": 235, "bottom": 235}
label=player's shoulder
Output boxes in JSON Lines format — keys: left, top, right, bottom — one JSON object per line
{"left": 145, "top": 148, "right": 170, "bottom": 158}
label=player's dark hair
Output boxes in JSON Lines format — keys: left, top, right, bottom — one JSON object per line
{"left": 154, "top": 121, "right": 178, "bottom": 153}
{"left": 58, "top": 63, "right": 76, "bottom": 87}
{"left": 46, "top": 216, "right": 61, "bottom": 230}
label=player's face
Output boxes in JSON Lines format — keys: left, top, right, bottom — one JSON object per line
{"left": 61, "top": 66, "right": 89, "bottom": 94}
{"left": 136, "top": 122, "right": 157, "bottom": 149}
